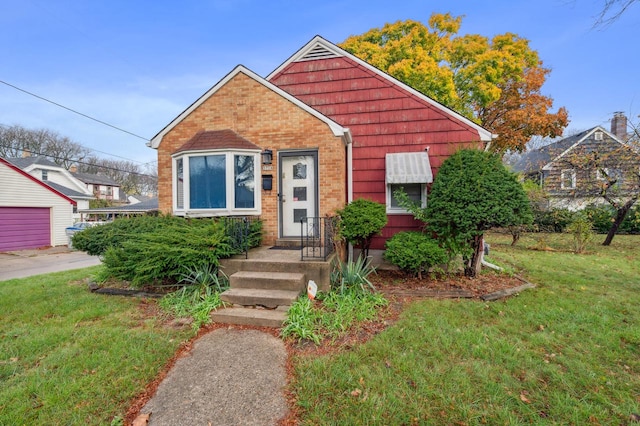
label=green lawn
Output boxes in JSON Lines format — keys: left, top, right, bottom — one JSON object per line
{"left": 289, "top": 233, "right": 640, "bottom": 424}
{"left": 0, "top": 267, "right": 190, "bottom": 425}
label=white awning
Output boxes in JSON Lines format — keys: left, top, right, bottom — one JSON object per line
{"left": 385, "top": 152, "right": 433, "bottom": 184}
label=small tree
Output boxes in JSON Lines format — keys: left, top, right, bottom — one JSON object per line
{"left": 425, "top": 149, "right": 533, "bottom": 277}
{"left": 336, "top": 198, "right": 387, "bottom": 259}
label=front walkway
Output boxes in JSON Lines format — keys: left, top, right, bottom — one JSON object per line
{"left": 140, "top": 328, "right": 288, "bottom": 425}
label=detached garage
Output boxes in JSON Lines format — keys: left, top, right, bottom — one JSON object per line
{"left": 0, "top": 158, "right": 75, "bottom": 252}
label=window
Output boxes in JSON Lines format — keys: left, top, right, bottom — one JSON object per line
{"left": 594, "top": 131, "right": 603, "bottom": 141}
{"left": 388, "top": 183, "right": 425, "bottom": 212}
{"left": 561, "top": 169, "right": 576, "bottom": 189}
{"left": 596, "top": 168, "right": 609, "bottom": 181}
{"left": 106, "top": 186, "right": 113, "bottom": 197}
{"left": 173, "top": 150, "right": 260, "bottom": 215}
{"left": 385, "top": 152, "right": 432, "bottom": 214}
{"left": 42, "top": 170, "right": 48, "bottom": 181}
{"left": 176, "top": 158, "right": 184, "bottom": 209}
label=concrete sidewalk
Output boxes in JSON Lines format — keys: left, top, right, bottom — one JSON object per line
{"left": 140, "top": 328, "right": 289, "bottom": 425}
{"left": 0, "top": 246, "right": 102, "bottom": 281}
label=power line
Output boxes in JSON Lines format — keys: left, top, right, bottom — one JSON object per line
{"left": 0, "top": 79, "right": 150, "bottom": 141}
{"left": 0, "top": 142, "right": 156, "bottom": 179}
{"left": 0, "top": 122, "right": 153, "bottom": 166}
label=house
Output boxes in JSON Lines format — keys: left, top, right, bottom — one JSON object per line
{"left": 513, "top": 113, "right": 640, "bottom": 210}
{"left": 6, "top": 156, "right": 94, "bottom": 220}
{"left": 149, "top": 36, "right": 492, "bottom": 250}
{"left": 0, "top": 157, "right": 76, "bottom": 251}
{"left": 267, "top": 36, "right": 493, "bottom": 248}
{"left": 71, "top": 170, "right": 122, "bottom": 203}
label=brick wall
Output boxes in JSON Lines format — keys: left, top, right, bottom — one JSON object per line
{"left": 156, "top": 71, "right": 347, "bottom": 245}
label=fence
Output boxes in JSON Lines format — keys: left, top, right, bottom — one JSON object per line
{"left": 300, "top": 216, "right": 337, "bottom": 261}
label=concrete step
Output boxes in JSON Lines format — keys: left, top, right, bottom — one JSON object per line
{"left": 211, "top": 307, "right": 287, "bottom": 328}
{"left": 220, "top": 288, "right": 301, "bottom": 308}
{"left": 229, "top": 271, "right": 306, "bottom": 291}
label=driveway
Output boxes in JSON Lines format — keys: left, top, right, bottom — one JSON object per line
{"left": 0, "top": 246, "right": 102, "bottom": 281}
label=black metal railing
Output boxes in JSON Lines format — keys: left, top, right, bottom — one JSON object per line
{"left": 222, "top": 217, "right": 251, "bottom": 259}
{"left": 300, "top": 216, "right": 337, "bottom": 261}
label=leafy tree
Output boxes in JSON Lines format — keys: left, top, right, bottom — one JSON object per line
{"left": 340, "top": 14, "right": 568, "bottom": 152}
{"left": 336, "top": 198, "right": 387, "bottom": 259}
{"left": 404, "top": 149, "right": 532, "bottom": 277}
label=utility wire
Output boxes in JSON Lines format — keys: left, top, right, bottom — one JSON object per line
{"left": 0, "top": 142, "right": 156, "bottom": 178}
{"left": 0, "top": 122, "right": 154, "bottom": 166}
{"left": 0, "top": 79, "right": 150, "bottom": 141}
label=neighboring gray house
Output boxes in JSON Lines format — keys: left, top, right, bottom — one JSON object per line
{"left": 71, "top": 170, "right": 122, "bottom": 203}
{"left": 513, "top": 114, "right": 639, "bottom": 210}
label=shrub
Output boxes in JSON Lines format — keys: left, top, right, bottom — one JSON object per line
{"left": 74, "top": 215, "right": 262, "bottom": 287}
{"left": 424, "top": 149, "right": 532, "bottom": 277}
{"left": 159, "top": 264, "right": 229, "bottom": 332}
{"left": 330, "top": 256, "right": 377, "bottom": 294}
{"left": 384, "top": 231, "right": 448, "bottom": 278}
{"left": 534, "top": 208, "right": 575, "bottom": 233}
{"left": 566, "top": 213, "right": 594, "bottom": 253}
{"left": 336, "top": 198, "right": 387, "bottom": 258}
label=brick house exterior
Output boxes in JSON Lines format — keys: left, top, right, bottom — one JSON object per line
{"left": 149, "top": 66, "right": 349, "bottom": 246}
{"left": 150, "top": 37, "right": 493, "bottom": 249}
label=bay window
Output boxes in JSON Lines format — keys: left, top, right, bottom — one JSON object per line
{"left": 173, "top": 150, "right": 260, "bottom": 216}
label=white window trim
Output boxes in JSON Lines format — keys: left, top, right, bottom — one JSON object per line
{"left": 172, "top": 149, "right": 261, "bottom": 217}
{"left": 560, "top": 169, "right": 576, "bottom": 189}
{"left": 596, "top": 168, "right": 609, "bottom": 181}
{"left": 386, "top": 182, "right": 427, "bottom": 214}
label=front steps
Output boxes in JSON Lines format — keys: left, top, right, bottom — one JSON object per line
{"left": 211, "top": 269, "right": 306, "bottom": 328}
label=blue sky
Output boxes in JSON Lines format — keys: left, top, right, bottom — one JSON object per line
{"left": 1, "top": 0, "right": 638, "bottom": 166}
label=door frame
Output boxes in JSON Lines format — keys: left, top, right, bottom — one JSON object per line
{"left": 278, "top": 149, "right": 319, "bottom": 238}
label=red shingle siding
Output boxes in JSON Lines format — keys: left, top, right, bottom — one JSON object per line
{"left": 271, "top": 56, "right": 482, "bottom": 248}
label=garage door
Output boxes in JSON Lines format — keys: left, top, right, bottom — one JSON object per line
{"left": 0, "top": 207, "right": 51, "bottom": 252}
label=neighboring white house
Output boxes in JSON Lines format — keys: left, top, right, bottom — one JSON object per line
{"left": 0, "top": 158, "right": 76, "bottom": 251}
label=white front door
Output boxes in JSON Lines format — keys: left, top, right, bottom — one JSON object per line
{"left": 280, "top": 153, "right": 317, "bottom": 238}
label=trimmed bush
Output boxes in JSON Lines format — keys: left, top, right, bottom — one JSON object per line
{"left": 337, "top": 198, "right": 387, "bottom": 258}
{"left": 384, "top": 231, "right": 448, "bottom": 278}
{"left": 73, "top": 215, "right": 262, "bottom": 287}
{"left": 534, "top": 208, "right": 575, "bottom": 233}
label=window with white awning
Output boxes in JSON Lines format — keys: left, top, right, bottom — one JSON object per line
{"left": 385, "top": 152, "right": 433, "bottom": 213}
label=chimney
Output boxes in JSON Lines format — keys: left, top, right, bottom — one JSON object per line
{"left": 611, "top": 112, "right": 628, "bottom": 140}
{"left": 21, "top": 150, "right": 31, "bottom": 158}
{"left": 69, "top": 164, "right": 78, "bottom": 173}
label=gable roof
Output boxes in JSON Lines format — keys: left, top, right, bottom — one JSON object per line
{"left": 0, "top": 157, "right": 76, "bottom": 205}
{"left": 173, "top": 130, "right": 261, "bottom": 155}
{"left": 267, "top": 35, "right": 494, "bottom": 143}
{"left": 512, "top": 126, "right": 628, "bottom": 173}
{"left": 71, "top": 171, "right": 119, "bottom": 186}
{"left": 44, "top": 181, "right": 94, "bottom": 200}
{"left": 148, "top": 65, "right": 351, "bottom": 149}
{"left": 6, "top": 156, "right": 59, "bottom": 169}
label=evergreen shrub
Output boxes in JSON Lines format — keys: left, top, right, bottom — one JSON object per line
{"left": 384, "top": 231, "right": 448, "bottom": 278}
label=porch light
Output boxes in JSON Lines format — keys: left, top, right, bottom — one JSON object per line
{"left": 261, "top": 149, "right": 273, "bottom": 165}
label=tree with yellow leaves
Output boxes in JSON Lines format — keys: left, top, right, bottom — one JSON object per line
{"left": 340, "top": 13, "right": 569, "bottom": 152}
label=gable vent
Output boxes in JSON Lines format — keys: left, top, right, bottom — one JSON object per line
{"left": 298, "top": 43, "right": 341, "bottom": 61}
{"left": 595, "top": 131, "right": 603, "bottom": 141}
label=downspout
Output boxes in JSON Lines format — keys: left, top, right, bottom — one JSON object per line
{"left": 345, "top": 129, "right": 354, "bottom": 262}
